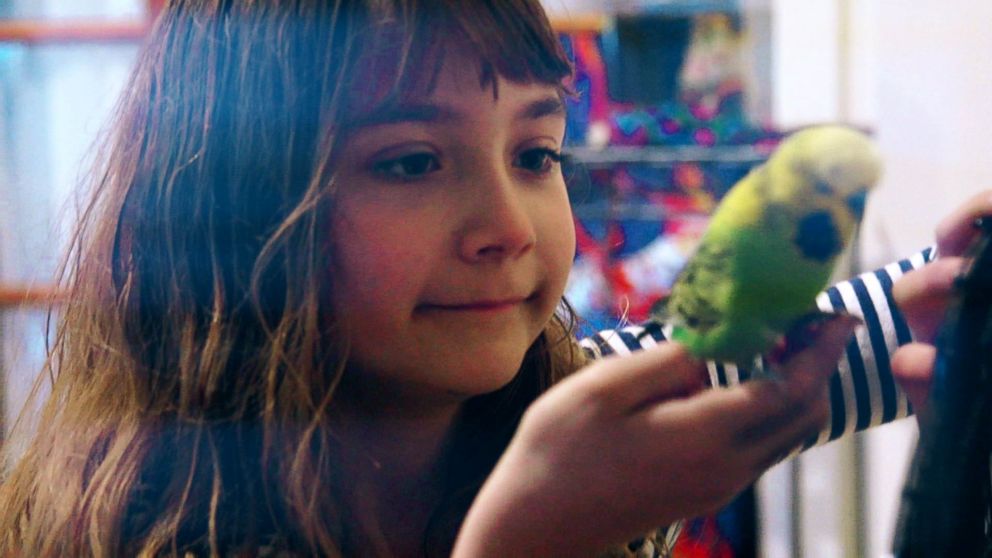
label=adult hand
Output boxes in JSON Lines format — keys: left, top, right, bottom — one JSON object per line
{"left": 891, "top": 190, "right": 992, "bottom": 413}
{"left": 452, "top": 316, "right": 859, "bottom": 558}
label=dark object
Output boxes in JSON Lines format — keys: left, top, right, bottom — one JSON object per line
{"left": 894, "top": 218, "right": 992, "bottom": 557}
{"left": 601, "top": 14, "right": 692, "bottom": 105}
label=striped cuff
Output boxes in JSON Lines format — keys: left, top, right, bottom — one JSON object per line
{"left": 577, "top": 247, "right": 937, "bottom": 450}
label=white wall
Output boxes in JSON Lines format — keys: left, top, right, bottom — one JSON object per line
{"left": 861, "top": 0, "right": 992, "bottom": 267}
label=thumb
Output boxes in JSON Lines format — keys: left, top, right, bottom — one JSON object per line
{"left": 891, "top": 257, "right": 965, "bottom": 342}
{"left": 935, "top": 190, "right": 992, "bottom": 257}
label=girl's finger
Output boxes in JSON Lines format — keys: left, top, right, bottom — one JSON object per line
{"left": 936, "top": 189, "right": 992, "bottom": 257}
{"left": 745, "top": 386, "right": 828, "bottom": 473}
{"left": 648, "top": 313, "right": 855, "bottom": 432}
{"left": 773, "top": 314, "right": 863, "bottom": 386}
{"left": 891, "top": 257, "right": 965, "bottom": 342}
{"left": 730, "top": 315, "right": 860, "bottom": 466}
{"left": 646, "top": 376, "right": 827, "bottom": 477}
{"left": 689, "top": 315, "right": 855, "bottom": 459}
{"left": 579, "top": 342, "right": 708, "bottom": 414}
{"left": 891, "top": 342, "right": 937, "bottom": 414}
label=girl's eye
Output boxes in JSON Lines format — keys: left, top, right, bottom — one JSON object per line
{"left": 515, "top": 147, "right": 562, "bottom": 174}
{"left": 371, "top": 152, "right": 441, "bottom": 179}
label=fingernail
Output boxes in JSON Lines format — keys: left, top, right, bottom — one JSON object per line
{"left": 825, "top": 312, "right": 862, "bottom": 329}
{"left": 822, "top": 314, "right": 862, "bottom": 343}
{"left": 768, "top": 314, "right": 860, "bottom": 366}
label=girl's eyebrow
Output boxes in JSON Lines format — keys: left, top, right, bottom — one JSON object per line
{"left": 351, "top": 96, "right": 565, "bottom": 129}
{"left": 517, "top": 96, "right": 565, "bottom": 121}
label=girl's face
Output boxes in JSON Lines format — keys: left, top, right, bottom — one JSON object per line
{"left": 331, "top": 54, "right": 575, "bottom": 408}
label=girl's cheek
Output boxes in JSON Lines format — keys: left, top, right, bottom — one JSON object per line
{"left": 543, "top": 196, "right": 578, "bottom": 290}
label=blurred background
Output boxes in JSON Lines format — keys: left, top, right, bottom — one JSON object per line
{"left": 0, "top": 0, "right": 986, "bottom": 556}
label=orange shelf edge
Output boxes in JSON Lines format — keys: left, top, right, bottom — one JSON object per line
{"left": 0, "top": 286, "right": 61, "bottom": 309}
{"left": 0, "top": 13, "right": 604, "bottom": 45}
{"left": 0, "top": 19, "right": 149, "bottom": 44}
{"left": 550, "top": 14, "right": 609, "bottom": 34}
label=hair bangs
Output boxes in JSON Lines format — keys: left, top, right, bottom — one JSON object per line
{"left": 342, "top": 0, "right": 573, "bottom": 122}
{"left": 442, "top": 0, "right": 573, "bottom": 88}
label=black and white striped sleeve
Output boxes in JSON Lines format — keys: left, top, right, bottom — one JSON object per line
{"left": 578, "top": 247, "right": 937, "bottom": 450}
{"left": 798, "top": 246, "right": 935, "bottom": 448}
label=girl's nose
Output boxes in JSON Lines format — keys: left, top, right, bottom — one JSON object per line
{"left": 457, "top": 167, "right": 537, "bottom": 263}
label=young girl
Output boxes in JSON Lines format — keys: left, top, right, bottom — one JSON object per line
{"left": 0, "top": 1, "right": 970, "bottom": 556}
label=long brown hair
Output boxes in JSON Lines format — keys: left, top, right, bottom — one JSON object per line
{"left": 0, "top": 1, "right": 582, "bottom": 555}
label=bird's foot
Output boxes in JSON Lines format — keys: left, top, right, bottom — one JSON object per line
{"left": 769, "top": 311, "right": 859, "bottom": 366}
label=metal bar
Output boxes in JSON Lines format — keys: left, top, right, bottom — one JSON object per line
{"left": 565, "top": 145, "right": 770, "bottom": 167}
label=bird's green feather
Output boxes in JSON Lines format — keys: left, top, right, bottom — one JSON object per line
{"left": 659, "top": 125, "right": 881, "bottom": 365}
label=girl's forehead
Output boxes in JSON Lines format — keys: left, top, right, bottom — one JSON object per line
{"left": 411, "top": 51, "right": 490, "bottom": 97}
{"left": 346, "top": 78, "right": 563, "bottom": 133}
{"left": 345, "top": 49, "right": 562, "bottom": 126}
{"left": 415, "top": 52, "right": 556, "bottom": 102}
{"left": 336, "top": 3, "right": 571, "bottom": 128}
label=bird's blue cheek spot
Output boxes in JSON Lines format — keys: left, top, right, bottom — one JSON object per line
{"left": 794, "top": 211, "right": 841, "bottom": 262}
{"left": 847, "top": 190, "right": 868, "bottom": 220}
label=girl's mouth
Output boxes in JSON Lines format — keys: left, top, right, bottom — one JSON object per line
{"left": 417, "top": 293, "right": 539, "bottom": 313}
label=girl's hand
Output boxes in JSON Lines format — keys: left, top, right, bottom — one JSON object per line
{"left": 453, "top": 316, "right": 859, "bottom": 557}
{"left": 891, "top": 190, "right": 992, "bottom": 413}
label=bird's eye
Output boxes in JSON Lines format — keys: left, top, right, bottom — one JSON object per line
{"left": 814, "top": 180, "right": 833, "bottom": 195}
{"left": 847, "top": 190, "right": 868, "bottom": 219}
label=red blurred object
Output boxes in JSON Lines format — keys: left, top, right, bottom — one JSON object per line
{"left": 673, "top": 516, "right": 736, "bottom": 558}
{"left": 148, "top": 0, "right": 167, "bottom": 19}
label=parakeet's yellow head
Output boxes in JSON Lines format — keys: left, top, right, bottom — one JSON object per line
{"left": 776, "top": 124, "right": 882, "bottom": 222}
{"left": 753, "top": 125, "right": 882, "bottom": 264}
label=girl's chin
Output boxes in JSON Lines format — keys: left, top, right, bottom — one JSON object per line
{"left": 339, "top": 362, "right": 524, "bottom": 409}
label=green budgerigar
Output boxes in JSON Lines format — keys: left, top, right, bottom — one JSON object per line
{"left": 659, "top": 125, "right": 881, "bottom": 365}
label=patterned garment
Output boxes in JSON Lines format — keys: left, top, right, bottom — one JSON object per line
{"left": 579, "top": 247, "right": 936, "bottom": 557}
